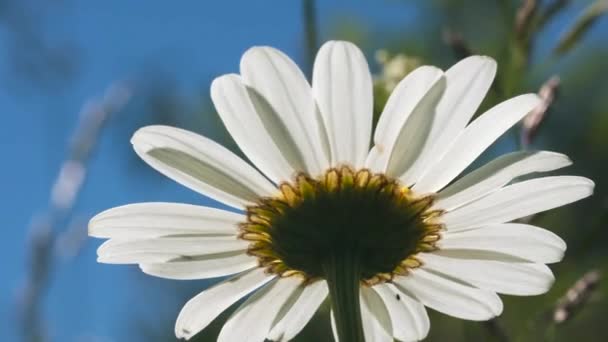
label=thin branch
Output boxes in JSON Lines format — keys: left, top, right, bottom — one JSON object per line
{"left": 302, "top": 0, "right": 318, "bottom": 78}
{"left": 17, "top": 82, "right": 131, "bottom": 342}
{"left": 520, "top": 75, "right": 560, "bottom": 148}
{"left": 553, "top": 270, "right": 601, "bottom": 324}
{"left": 442, "top": 29, "right": 474, "bottom": 60}
{"left": 535, "top": 0, "right": 570, "bottom": 32}
{"left": 515, "top": 0, "right": 538, "bottom": 39}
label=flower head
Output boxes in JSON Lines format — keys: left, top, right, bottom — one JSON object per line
{"left": 90, "top": 41, "right": 593, "bottom": 341}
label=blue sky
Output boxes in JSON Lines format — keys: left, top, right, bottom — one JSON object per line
{"left": 0, "top": 1, "right": 423, "bottom": 341}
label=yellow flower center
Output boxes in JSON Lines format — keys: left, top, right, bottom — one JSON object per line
{"left": 240, "top": 166, "right": 443, "bottom": 285}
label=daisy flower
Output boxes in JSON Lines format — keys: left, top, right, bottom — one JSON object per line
{"left": 89, "top": 41, "right": 594, "bottom": 342}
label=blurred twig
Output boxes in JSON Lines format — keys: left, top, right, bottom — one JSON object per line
{"left": 515, "top": 0, "right": 538, "bottom": 38}
{"left": 0, "top": 0, "right": 79, "bottom": 87}
{"left": 17, "top": 82, "right": 131, "bottom": 342}
{"left": 534, "top": 0, "right": 570, "bottom": 32}
{"left": 302, "top": 0, "right": 318, "bottom": 78}
{"left": 442, "top": 29, "right": 474, "bottom": 60}
{"left": 555, "top": 0, "right": 608, "bottom": 54}
{"left": 520, "top": 75, "right": 561, "bottom": 148}
{"left": 553, "top": 270, "right": 601, "bottom": 324}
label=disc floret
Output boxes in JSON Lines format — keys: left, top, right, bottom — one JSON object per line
{"left": 240, "top": 166, "right": 443, "bottom": 285}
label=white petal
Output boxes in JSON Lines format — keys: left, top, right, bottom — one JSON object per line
{"left": 89, "top": 202, "right": 243, "bottom": 239}
{"left": 240, "top": 47, "right": 329, "bottom": 175}
{"left": 369, "top": 74, "right": 446, "bottom": 180}
{"left": 413, "top": 94, "right": 541, "bottom": 193}
{"left": 443, "top": 176, "right": 594, "bottom": 230}
{"left": 218, "top": 277, "right": 302, "bottom": 342}
{"left": 397, "top": 56, "right": 497, "bottom": 186}
{"left": 366, "top": 66, "right": 444, "bottom": 174}
{"left": 96, "top": 242, "right": 176, "bottom": 264}
{"left": 267, "top": 280, "right": 328, "bottom": 341}
{"left": 175, "top": 268, "right": 274, "bottom": 340}
{"left": 139, "top": 252, "right": 258, "bottom": 280}
{"left": 313, "top": 41, "right": 373, "bottom": 167}
{"left": 436, "top": 151, "right": 572, "bottom": 211}
{"left": 360, "top": 287, "right": 393, "bottom": 342}
{"left": 97, "top": 235, "right": 248, "bottom": 264}
{"left": 419, "top": 253, "right": 555, "bottom": 296}
{"left": 211, "top": 74, "right": 303, "bottom": 183}
{"left": 439, "top": 223, "right": 567, "bottom": 263}
{"left": 394, "top": 268, "right": 503, "bottom": 321}
{"left": 131, "top": 125, "right": 276, "bottom": 209}
{"left": 372, "top": 283, "right": 430, "bottom": 342}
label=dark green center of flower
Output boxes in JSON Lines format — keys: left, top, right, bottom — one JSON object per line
{"left": 240, "top": 166, "right": 443, "bottom": 285}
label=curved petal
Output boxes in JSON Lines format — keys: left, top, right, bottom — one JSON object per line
{"left": 97, "top": 236, "right": 247, "bottom": 259}
{"left": 360, "top": 287, "right": 393, "bottom": 342}
{"left": 140, "top": 252, "right": 258, "bottom": 280}
{"left": 439, "top": 223, "right": 567, "bottom": 263}
{"left": 397, "top": 56, "right": 497, "bottom": 186}
{"left": 435, "top": 151, "right": 572, "bottom": 211}
{"left": 366, "top": 66, "right": 444, "bottom": 173}
{"left": 131, "top": 125, "right": 277, "bottom": 209}
{"left": 368, "top": 75, "right": 446, "bottom": 181}
{"left": 313, "top": 40, "right": 373, "bottom": 167}
{"left": 88, "top": 202, "right": 243, "bottom": 239}
{"left": 267, "top": 280, "right": 328, "bottom": 341}
{"left": 419, "top": 253, "right": 555, "bottom": 296}
{"left": 413, "top": 94, "right": 541, "bottom": 193}
{"left": 443, "top": 176, "right": 594, "bottom": 231}
{"left": 240, "top": 46, "right": 329, "bottom": 175}
{"left": 394, "top": 268, "right": 503, "bottom": 321}
{"left": 175, "top": 268, "right": 274, "bottom": 340}
{"left": 218, "top": 277, "right": 302, "bottom": 342}
{"left": 372, "top": 283, "right": 430, "bottom": 342}
{"left": 211, "top": 74, "right": 304, "bottom": 183}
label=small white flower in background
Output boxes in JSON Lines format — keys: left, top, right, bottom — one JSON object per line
{"left": 374, "top": 50, "right": 422, "bottom": 93}
{"left": 89, "top": 40, "right": 593, "bottom": 342}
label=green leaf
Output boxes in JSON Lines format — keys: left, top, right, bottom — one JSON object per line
{"left": 555, "top": 0, "right": 608, "bottom": 54}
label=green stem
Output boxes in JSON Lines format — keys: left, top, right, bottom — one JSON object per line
{"left": 323, "top": 253, "right": 364, "bottom": 342}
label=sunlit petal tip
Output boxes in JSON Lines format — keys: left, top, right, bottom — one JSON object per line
{"left": 455, "top": 55, "right": 497, "bottom": 74}
{"left": 130, "top": 125, "right": 165, "bottom": 149}
{"left": 313, "top": 38, "right": 373, "bottom": 167}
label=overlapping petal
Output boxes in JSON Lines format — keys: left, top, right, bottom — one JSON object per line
{"left": 267, "top": 280, "right": 328, "bottom": 341}
{"left": 218, "top": 277, "right": 303, "bottom": 342}
{"left": 394, "top": 268, "right": 503, "bottom": 321}
{"left": 175, "top": 268, "right": 275, "bottom": 340}
{"left": 211, "top": 74, "right": 304, "bottom": 183}
{"left": 314, "top": 41, "right": 373, "bottom": 168}
{"left": 443, "top": 176, "right": 594, "bottom": 230}
{"left": 419, "top": 253, "right": 555, "bottom": 295}
{"left": 131, "top": 125, "right": 277, "bottom": 208}
{"left": 89, "top": 202, "right": 243, "bottom": 239}
{"left": 435, "top": 151, "right": 572, "bottom": 211}
{"left": 387, "top": 56, "right": 496, "bottom": 185}
{"left": 413, "top": 94, "right": 541, "bottom": 193}
{"left": 360, "top": 287, "right": 393, "bottom": 342}
{"left": 240, "top": 46, "right": 329, "bottom": 175}
{"left": 439, "top": 223, "right": 567, "bottom": 263}
{"left": 372, "top": 283, "right": 430, "bottom": 341}
{"left": 367, "top": 69, "right": 445, "bottom": 178}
